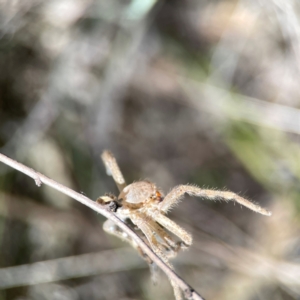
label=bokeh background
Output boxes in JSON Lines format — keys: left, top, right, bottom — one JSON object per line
{"left": 0, "top": 0, "right": 300, "bottom": 299}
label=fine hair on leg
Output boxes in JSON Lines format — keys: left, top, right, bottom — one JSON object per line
{"left": 159, "top": 184, "right": 272, "bottom": 216}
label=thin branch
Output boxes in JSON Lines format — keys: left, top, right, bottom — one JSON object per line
{"left": 0, "top": 152, "right": 205, "bottom": 300}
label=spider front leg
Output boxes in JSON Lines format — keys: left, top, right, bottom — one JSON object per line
{"left": 159, "top": 185, "right": 272, "bottom": 216}
{"left": 101, "top": 150, "right": 127, "bottom": 192}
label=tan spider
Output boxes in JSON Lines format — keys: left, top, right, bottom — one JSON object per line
{"left": 97, "top": 150, "right": 271, "bottom": 300}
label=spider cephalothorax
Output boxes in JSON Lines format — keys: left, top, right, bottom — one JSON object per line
{"left": 119, "top": 181, "right": 163, "bottom": 206}
{"left": 97, "top": 150, "right": 271, "bottom": 300}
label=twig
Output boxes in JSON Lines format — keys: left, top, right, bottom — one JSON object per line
{"left": 0, "top": 152, "right": 205, "bottom": 300}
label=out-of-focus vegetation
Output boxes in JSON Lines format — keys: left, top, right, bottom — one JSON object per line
{"left": 0, "top": 0, "right": 300, "bottom": 299}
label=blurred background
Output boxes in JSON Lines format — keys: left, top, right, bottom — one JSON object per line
{"left": 0, "top": 0, "right": 300, "bottom": 299}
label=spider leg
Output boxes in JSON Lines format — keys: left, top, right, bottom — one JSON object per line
{"left": 131, "top": 212, "right": 169, "bottom": 261}
{"left": 103, "top": 219, "right": 158, "bottom": 269}
{"left": 150, "top": 212, "right": 192, "bottom": 247}
{"left": 159, "top": 184, "right": 272, "bottom": 216}
{"left": 146, "top": 218, "right": 180, "bottom": 259}
{"left": 132, "top": 211, "right": 186, "bottom": 258}
{"left": 131, "top": 212, "right": 183, "bottom": 300}
{"left": 103, "top": 219, "right": 139, "bottom": 250}
{"left": 101, "top": 150, "right": 126, "bottom": 192}
{"left": 103, "top": 218, "right": 161, "bottom": 284}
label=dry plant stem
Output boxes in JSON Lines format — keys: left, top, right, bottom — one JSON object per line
{"left": 0, "top": 153, "right": 205, "bottom": 300}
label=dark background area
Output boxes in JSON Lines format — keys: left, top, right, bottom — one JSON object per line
{"left": 0, "top": 0, "right": 300, "bottom": 299}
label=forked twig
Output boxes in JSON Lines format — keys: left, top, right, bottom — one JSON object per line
{"left": 0, "top": 152, "right": 205, "bottom": 300}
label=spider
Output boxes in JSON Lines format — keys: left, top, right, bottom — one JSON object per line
{"left": 97, "top": 150, "right": 271, "bottom": 300}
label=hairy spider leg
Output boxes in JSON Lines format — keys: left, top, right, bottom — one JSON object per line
{"left": 131, "top": 212, "right": 183, "bottom": 300}
{"left": 159, "top": 185, "right": 272, "bottom": 216}
{"left": 103, "top": 219, "right": 139, "bottom": 251}
{"left": 101, "top": 150, "right": 127, "bottom": 192}
{"left": 100, "top": 204, "right": 174, "bottom": 281}
{"left": 142, "top": 216, "right": 182, "bottom": 259}
{"left": 131, "top": 212, "right": 172, "bottom": 261}
{"left": 103, "top": 218, "right": 159, "bottom": 268}
{"left": 148, "top": 211, "right": 193, "bottom": 247}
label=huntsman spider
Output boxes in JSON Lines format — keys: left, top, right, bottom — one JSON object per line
{"left": 97, "top": 150, "right": 271, "bottom": 300}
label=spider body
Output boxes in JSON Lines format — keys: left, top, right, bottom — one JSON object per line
{"left": 101, "top": 180, "right": 190, "bottom": 260}
{"left": 97, "top": 150, "right": 271, "bottom": 300}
